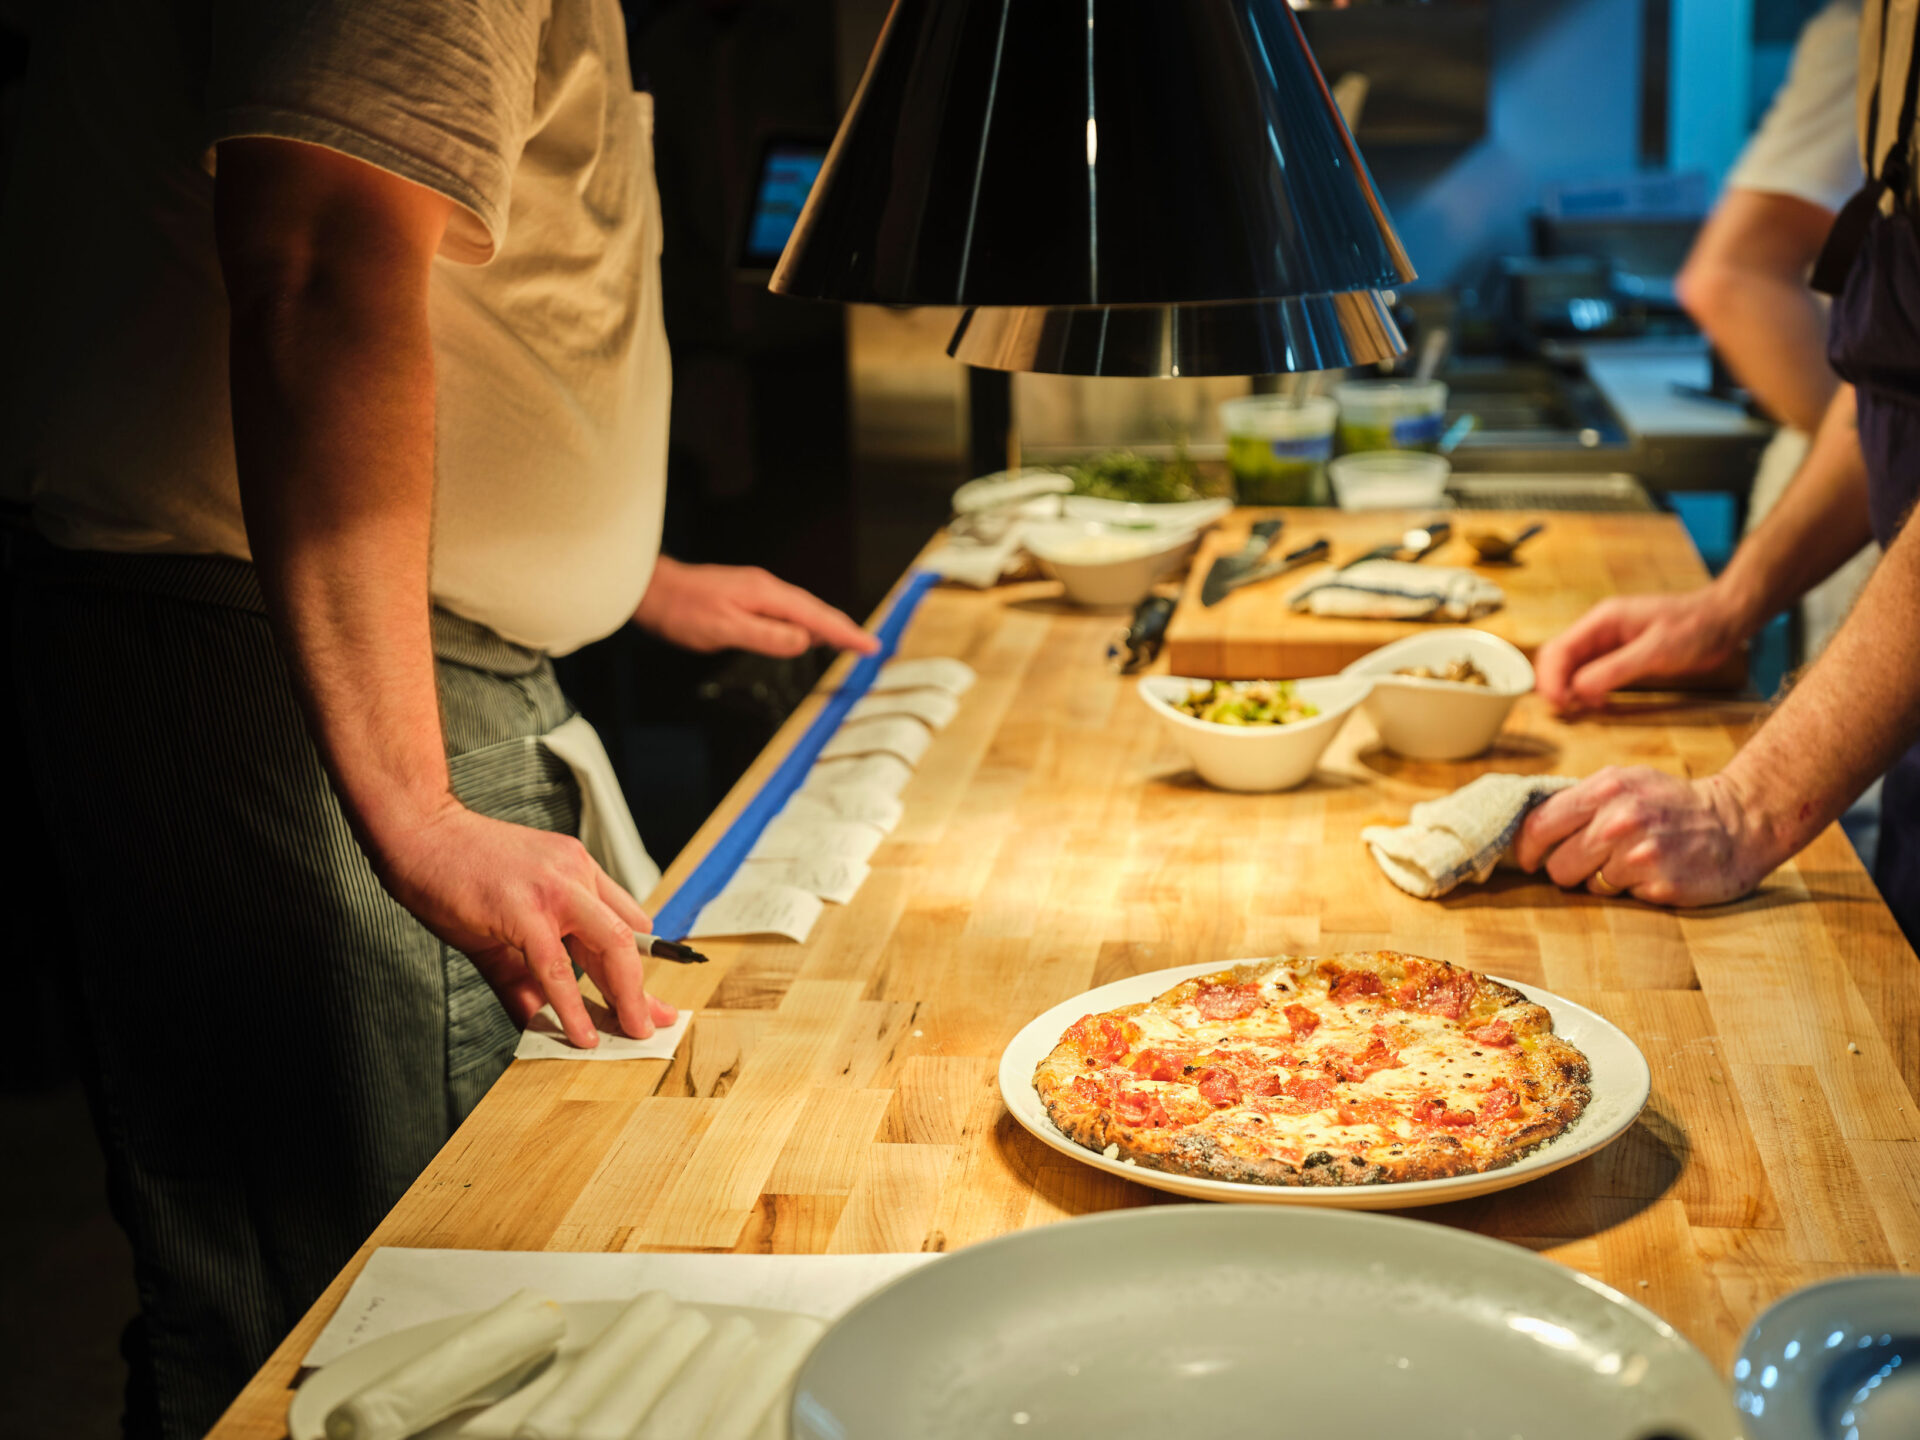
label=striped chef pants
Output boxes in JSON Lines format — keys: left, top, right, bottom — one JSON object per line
{"left": 11, "top": 544, "right": 584, "bottom": 1439}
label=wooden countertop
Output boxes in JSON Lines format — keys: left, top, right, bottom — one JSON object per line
{"left": 212, "top": 572, "right": 1920, "bottom": 1437}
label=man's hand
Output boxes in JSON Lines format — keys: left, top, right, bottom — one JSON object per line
{"left": 635, "top": 556, "right": 880, "bottom": 658}
{"left": 1512, "top": 766, "right": 1782, "bottom": 906}
{"left": 1534, "top": 590, "right": 1753, "bottom": 713}
{"left": 378, "top": 802, "right": 677, "bottom": 1047}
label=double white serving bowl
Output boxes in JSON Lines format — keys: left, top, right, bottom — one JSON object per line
{"left": 1139, "top": 629, "right": 1535, "bottom": 791}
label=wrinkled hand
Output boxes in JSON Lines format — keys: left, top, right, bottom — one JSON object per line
{"left": 1535, "top": 591, "right": 1750, "bottom": 713}
{"left": 1513, "top": 765, "right": 1778, "bottom": 906}
{"left": 634, "top": 557, "right": 880, "bottom": 658}
{"left": 376, "top": 802, "right": 676, "bottom": 1048}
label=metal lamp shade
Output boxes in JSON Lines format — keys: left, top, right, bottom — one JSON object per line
{"left": 771, "top": 0, "right": 1416, "bottom": 374}
{"left": 948, "top": 291, "right": 1404, "bottom": 377}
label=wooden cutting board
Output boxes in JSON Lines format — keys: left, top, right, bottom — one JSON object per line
{"left": 1163, "top": 507, "right": 1745, "bottom": 684}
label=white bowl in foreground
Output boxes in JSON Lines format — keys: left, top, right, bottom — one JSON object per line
{"left": 1024, "top": 520, "right": 1198, "bottom": 608}
{"left": 1341, "top": 628, "right": 1534, "bottom": 761}
{"left": 1138, "top": 675, "right": 1369, "bottom": 791}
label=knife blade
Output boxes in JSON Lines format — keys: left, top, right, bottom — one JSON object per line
{"left": 1200, "top": 517, "right": 1285, "bottom": 606}
{"left": 1206, "top": 537, "right": 1331, "bottom": 600}
{"left": 1339, "top": 518, "right": 1452, "bottom": 570}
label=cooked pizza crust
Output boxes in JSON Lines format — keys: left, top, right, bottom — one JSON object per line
{"left": 1033, "top": 953, "right": 1592, "bottom": 1188}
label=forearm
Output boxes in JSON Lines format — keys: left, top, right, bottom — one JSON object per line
{"left": 1687, "top": 270, "right": 1838, "bottom": 432}
{"left": 1677, "top": 189, "right": 1842, "bottom": 433}
{"left": 218, "top": 148, "right": 454, "bottom": 861}
{"left": 1711, "top": 385, "right": 1873, "bottom": 631}
{"left": 1717, "top": 497, "right": 1920, "bottom": 862}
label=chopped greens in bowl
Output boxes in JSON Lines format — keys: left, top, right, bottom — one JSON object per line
{"left": 1173, "top": 680, "right": 1321, "bottom": 727}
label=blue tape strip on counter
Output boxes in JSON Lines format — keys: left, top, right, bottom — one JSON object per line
{"left": 651, "top": 568, "right": 942, "bottom": 940}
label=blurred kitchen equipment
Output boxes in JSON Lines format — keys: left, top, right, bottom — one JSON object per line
{"left": 1202, "top": 538, "right": 1333, "bottom": 606}
{"left": 1341, "top": 519, "right": 1451, "bottom": 569}
{"left": 1445, "top": 473, "right": 1655, "bottom": 512}
{"left": 1108, "top": 593, "right": 1177, "bottom": 674}
{"left": 1335, "top": 378, "right": 1449, "bottom": 452}
{"left": 1200, "top": 517, "right": 1286, "bottom": 606}
{"left": 1219, "top": 395, "right": 1338, "bottom": 505}
{"left": 1413, "top": 325, "right": 1450, "bottom": 383}
{"left": 1328, "top": 451, "right": 1452, "bottom": 511}
{"left": 773, "top": 0, "right": 1413, "bottom": 376}
{"left": 1438, "top": 413, "right": 1478, "bottom": 454}
{"left": 1467, "top": 522, "right": 1547, "bottom": 563}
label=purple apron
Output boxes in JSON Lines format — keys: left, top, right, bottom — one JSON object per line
{"left": 1822, "top": 32, "right": 1920, "bottom": 942}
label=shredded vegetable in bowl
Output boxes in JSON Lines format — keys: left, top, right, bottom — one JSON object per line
{"left": 1173, "top": 680, "right": 1321, "bottom": 727}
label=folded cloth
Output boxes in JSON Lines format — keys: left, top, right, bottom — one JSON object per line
{"left": 325, "top": 1288, "right": 564, "bottom": 1440}
{"left": 1288, "top": 560, "right": 1505, "bottom": 620}
{"left": 1362, "top": 773, "right": 1580, "bottom": 899}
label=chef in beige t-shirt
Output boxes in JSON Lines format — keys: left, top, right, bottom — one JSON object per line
{"left": 0, "top": 3, "right": 873, "bottom": 1434}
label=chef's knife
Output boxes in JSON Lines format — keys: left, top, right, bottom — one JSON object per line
{"left": 1339, "top": 519, "right": 1452, "bottom": 570}
{"left": 1200, "top": 518, "right": 1285, "bottom": 606}
{"left": 1205, "top": 537, "right": 1332, "bottom": 601}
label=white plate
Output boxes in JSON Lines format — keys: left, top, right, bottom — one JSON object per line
{"left": 793, "top": 1206, "right": 1744, "bottom": 1440}
{"left": 998, "top": 959, "right": 1650, "bottom": 1210}
{"left": 288, "top": 1299, "right": 802, "bottom": 1440}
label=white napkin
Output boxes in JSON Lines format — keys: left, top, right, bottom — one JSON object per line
{"left": 514, "top": 1005, "right": 692, "bottom": 1062}
{"left": 1361, "top": 773, "right": 1579, "bottom": 899}
{"left": 323, "top": 1288, "right": 564, "bottom": 1440}
{"left": 1289, "top": 560, "right": 1505, "bottom": 621}
{"left": 540, "top": 715, "right": 661, "bottom": 899}
{"left": 307, "top": 1249, "right": 941, "bottom": 1366}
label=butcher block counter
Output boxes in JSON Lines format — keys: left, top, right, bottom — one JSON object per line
{"left": 212, "top": 557, "right": 1920, "bottom": 1437}
{"left": 1166, "top": 507, "right": 1749, "bottom": 684}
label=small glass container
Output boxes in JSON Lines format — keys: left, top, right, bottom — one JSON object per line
{"left": 1219, "top": 394, "right": 1339, "bottom": 505}
{"left": 1334, "top": 379, "right": 1450, "bottom": 454}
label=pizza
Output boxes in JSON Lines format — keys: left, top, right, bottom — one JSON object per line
{"left": 1032, "top": 952, "right": 1591, "bottom": 1187}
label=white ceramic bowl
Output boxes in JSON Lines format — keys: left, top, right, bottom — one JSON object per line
{"left": 1340, "top": 628, "right": 1534, "bottom": 760}
{"left": 1327, "top": 450, "right": 1453, "bottom": 510}
{"left": 1138, "top": 675, "right": 1369, "bottom": 791}
{"left": 1024, "top": 520, "right": 1198, "bottom": 608}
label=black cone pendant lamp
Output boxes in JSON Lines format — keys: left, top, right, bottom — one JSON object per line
{"left": 770, "top": 0, "right": 1415, "bottom": 376}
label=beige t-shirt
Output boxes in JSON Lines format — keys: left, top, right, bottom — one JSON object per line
{"left": 0, "top": 0, "right": 669, "bottom": 655}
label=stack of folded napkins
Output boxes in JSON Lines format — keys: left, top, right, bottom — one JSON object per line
{"left": 1362, "top": 773, "right": 1578, "bottom": 900}
{"left": 1288, "top": 559, "right": 1505, "bottom": 620}
{"left": 323, "top": 1287, "right": 822, "bottom": 1440}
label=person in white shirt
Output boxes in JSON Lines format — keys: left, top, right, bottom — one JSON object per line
{"left": 1, "top": 3, "right": 872, "bottom": 1434}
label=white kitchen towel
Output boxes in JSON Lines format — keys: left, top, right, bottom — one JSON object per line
{"left": 1288, "top": 560, "right": 1505, "bottom": 621}
{"left": 1361, "top": 773, "right": 1580, "bottom": 899}
{"left": 541, "top": 713, "right": 661, "bottom": 899}
{"left": 306, "top": 1249, "right": 942, "bottom": 1367}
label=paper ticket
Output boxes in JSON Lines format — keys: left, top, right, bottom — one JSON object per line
{"left": 688, "top": 883, "right": 824, "bottom": 943}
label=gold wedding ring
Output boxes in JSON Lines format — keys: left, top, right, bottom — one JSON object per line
{"left": 1589, "top": 872, "right": 1624, "bottom": 897}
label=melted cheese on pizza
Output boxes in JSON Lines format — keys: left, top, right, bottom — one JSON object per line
{"left": 1050, "top": 958, "right": 1563, "bottom": 1171}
